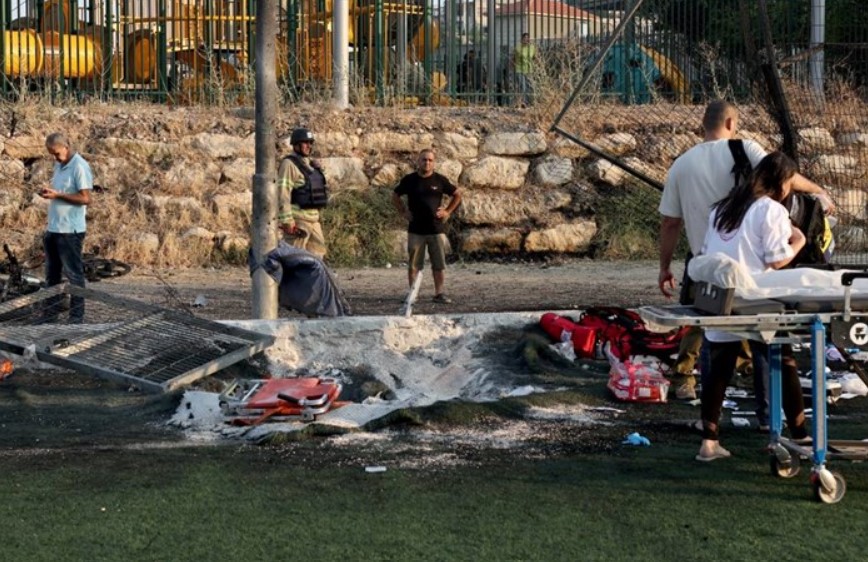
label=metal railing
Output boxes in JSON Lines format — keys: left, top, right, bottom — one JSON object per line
{"left": 0, "top": 1, "right": 865, "bottom": 108}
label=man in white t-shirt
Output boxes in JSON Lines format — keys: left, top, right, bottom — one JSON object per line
{"left": 657, "top": 100, "right": 832, "bottom": 399}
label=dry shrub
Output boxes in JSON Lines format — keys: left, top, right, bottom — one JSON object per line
{"left": 155, "top": 231, "right": 215, "bottom": 268}
{"left": 323, "top": 188, "right": 403, "bottom": 267}
{"left": 8, "top": 206, "right": 46, "bottom": 231}
{"left": 111, "top": 236, "right": 159, "bottom": 266}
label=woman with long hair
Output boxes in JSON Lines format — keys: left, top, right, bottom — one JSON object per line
{"left": 696, "top": 151, "right": 809, "bottom": 462}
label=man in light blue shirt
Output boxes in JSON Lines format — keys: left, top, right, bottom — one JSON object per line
{"left": 39, "top": 132, "right": 93, "bottom": 323}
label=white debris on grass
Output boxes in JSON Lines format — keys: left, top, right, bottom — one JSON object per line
{"left": 168, "top": 391, "right": 222, "bottom": 428}
{"left": 505, "top": 384, "right": 544, "bottom": 397}
{"left": 169, "top": 311, "right": 590, "bottom": 441}
{"left": 525, "top": 404, "right": 604, "bottom": 424}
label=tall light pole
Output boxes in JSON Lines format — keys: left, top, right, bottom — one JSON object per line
{"left": 251, "top": 0, "right": 279, "bottom": 319}
{"left": 334, "top": 0, "right": 350, "bottom": 108}
{"left": 810, "top": 0, "right": 826, "bottom": 102}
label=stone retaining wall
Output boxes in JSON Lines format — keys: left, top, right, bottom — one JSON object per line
{"left": 0, "top": 106, "right": 864, "bottom": 264}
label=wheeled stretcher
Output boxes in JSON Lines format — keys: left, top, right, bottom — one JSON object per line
{"left": 219, "top": 377, "right": 343, "bottom": 425}
{"left": 639, "top": 273, "right": 868, "bottom": 504}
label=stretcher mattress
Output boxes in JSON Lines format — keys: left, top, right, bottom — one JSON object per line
{"left": 774, "top": 294, "right": 868, "bottom": 313}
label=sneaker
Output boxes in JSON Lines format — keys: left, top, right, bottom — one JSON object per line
{"left": 433, "top": 294, "right": 452, "bottom": 304}
{"left": 675, "top": 383, "right": 697, "bottom": 401}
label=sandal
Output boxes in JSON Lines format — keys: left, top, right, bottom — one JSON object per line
{"left": 695, "top": 444, "right": 732, "bottom": 462}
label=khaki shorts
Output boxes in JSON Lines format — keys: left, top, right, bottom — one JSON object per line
{"left": 287, "top": 216, "right": 327, "bottom": 259}
{"left": 407, "top": 233, "right": 449, "bottom": 271}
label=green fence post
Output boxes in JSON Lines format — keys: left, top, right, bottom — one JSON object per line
{"left": 158, "top": 0, "right": 168, "bottom": 101}
{"left": 448, "top": 0, "right": 456, "bottom": 100}
{"left": 287, "top": 0, "right": 297, "bottom": 95}
{"left": 423, "top": 0, "right": 431, "bottom": 103}
{"left": 0, "top": 0, "right": 7, "bottom": 96}
{"left": 374, "top": 0, "right": 384, "bottom": 104}
{"left": 248, "top": 0, "right": 256, "bottom": 80}
{"left": 103, "top": 0, "right": 113, "bottom": 97}
{"left": 58, "top": 0, "right": 65, "bottom": 100}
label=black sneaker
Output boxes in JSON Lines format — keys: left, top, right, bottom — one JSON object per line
{"left": 433, "top": 294, "right": 452, "bottom": 304}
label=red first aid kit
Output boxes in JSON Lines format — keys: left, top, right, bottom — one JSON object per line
{"left": 539, "top": 313, "right": 597, "bottom": 358}
{"left": 607, "top": 368, "right": 670, "bottom": 403}
{"left": 604, "top": 345, "right": 670, "bottom": 403}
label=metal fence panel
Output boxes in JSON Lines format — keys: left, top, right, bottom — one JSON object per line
{"left": 2, "top": 1, "right": 867, "bottom": 260}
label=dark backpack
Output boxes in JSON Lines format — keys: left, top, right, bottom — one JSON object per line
{"left": 784, "top": 193, "right": 829, "bottom": 266}
{"left": 727, "top": 139, "right": 829, "bottom": 267}
{"left": 577, "top": 306, "right": 690, "bottom": 363}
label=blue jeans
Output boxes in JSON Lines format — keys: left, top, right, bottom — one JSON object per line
{"left": 44, "top": 231, "right": 86, "bottom": 322}
{"left": 516, "top": 73, "right": 533, "bottom": 106}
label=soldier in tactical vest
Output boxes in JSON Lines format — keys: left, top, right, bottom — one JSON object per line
{"left": 278, "top": 127, "right": 330, "bottom": 258}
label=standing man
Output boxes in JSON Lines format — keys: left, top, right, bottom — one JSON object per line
{"left": 40, "top": 132, "right": 93, "bottom": 323}
{"left": 512, "top": 32, "right": 536, "bottom": 107}
{"left": 658, "top": 100, "right": 832, "bottom": 400}
{"left": 278, "top": 127, "right": 329, "bottom": 259}
{"left": 392, "top": 149, "right": 462, "bottom": 304}
{"left": 457, "top": 49, "right": 486, "bottom": 102}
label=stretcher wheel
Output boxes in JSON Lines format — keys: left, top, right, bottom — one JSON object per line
{"left": 769, "top": 452, "right": 800, "bottom": 479}
{"left": 811, "top": 470, "right": 846, "bottom": 504}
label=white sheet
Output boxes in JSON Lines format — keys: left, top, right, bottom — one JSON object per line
{"left": 688, "top": 253, "right": 868, "bottom": 300}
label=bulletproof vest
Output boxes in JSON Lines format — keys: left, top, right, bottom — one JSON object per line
{"left": 286, "top": 153, "right": 328, "bottom": 209}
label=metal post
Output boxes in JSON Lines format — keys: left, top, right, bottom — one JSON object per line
{"left": 396, "top": 12, "right": 407, "bottom": 97}
{"left": 251, "top": 0, "right": 279, "bottom": 319}
{"left": 757, "top": 0, "right": 799, "bottom": 164}
{"left": 333, "top": 0, "right": 349, "bottom": 108}
{"left": 448, "top": 0, "right": 456, "bottom": 99}
{"left": 103, "top": 0, "right": 113, "bottom": 96}
{"left": 423, "top": 0, "right": 431, "bottom": 102}
{"left": 374, "top": 0, "right": 384, "bottom": 103}
{"left": 769, "top": 344, "right": 783, "bottom": 442}
{"left": 157, "top": 0, "right": 168, "bottom": 99}
{"left": 811, "top": 317, "right": 828, "bottom": 465}
{"left": 0, "top": 0, "right": 6, "bottom": 95}
{"left": 550, "top": 0, "right": 646, "bottom": 129}
{"left": 486, "top": 0, "right": 495, "bottom": 105}
{"left": 809, "top": 0, "right": 825, "bottom": 103}
{"left": 624, "top": 0, "right": 636, "bottom": 104}
{"left": 287, "top": 0, "right": 298, "bottom": 91}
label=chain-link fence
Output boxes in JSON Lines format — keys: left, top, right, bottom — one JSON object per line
{"left": 1, "top": 1, "right": 867, "bottom": 261}
{"left": 553, "top": 0, "right": 868, "bottom": 263}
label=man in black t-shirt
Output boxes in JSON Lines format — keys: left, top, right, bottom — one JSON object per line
{"left": 392, "top": 149, "right": 462, "bottom": 304}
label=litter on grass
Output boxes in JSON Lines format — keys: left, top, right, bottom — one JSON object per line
{"left": 163, "top": 310, "right": 868, "bottom": 442}
{"left": 171, "top": 311, "right": 607, "bottom": 441}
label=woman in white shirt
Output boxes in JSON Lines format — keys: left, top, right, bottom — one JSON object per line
{"left": 697, "top": 151, "right": 808, "bottom": 462}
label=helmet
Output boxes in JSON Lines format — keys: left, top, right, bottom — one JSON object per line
{"left": 290, "top": 128, "right": 314, "bottom": 145}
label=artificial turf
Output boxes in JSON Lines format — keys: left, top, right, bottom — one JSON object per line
{"left": 2, "top": 426, "right": 867, "bottom": 561}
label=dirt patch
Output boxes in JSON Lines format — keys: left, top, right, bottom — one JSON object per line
{"left": 93, "top": 259, "right": 668, "bottom": 319}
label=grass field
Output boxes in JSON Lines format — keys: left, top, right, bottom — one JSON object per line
{"left": 2, "top": 398, "right": 868, "bottom": 561}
